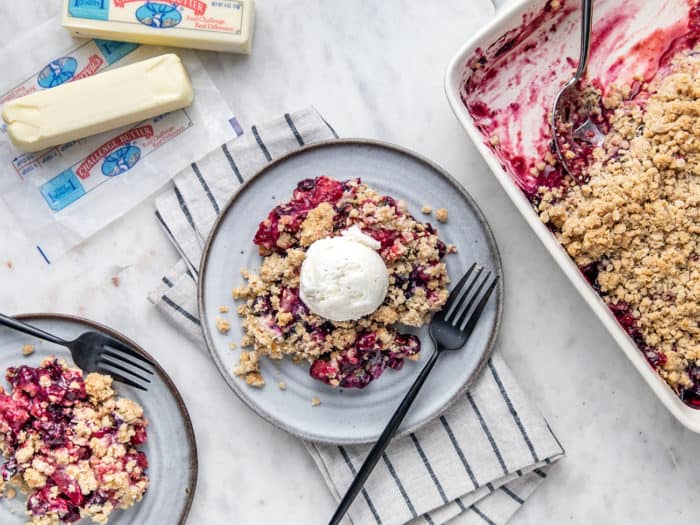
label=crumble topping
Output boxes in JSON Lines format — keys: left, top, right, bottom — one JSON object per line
{"left": 215, "top": 317, "right": 231, "bottom": 335}
{"left": 435, "top": 208, "right": 448, "bottom": 223}
{"left": 218, "top": 306, "right": 230, "bottom": 314}
{"left": 421, "top": 205, "right": 432, "bottom": 214}
{"left": 311, "top": 397, "right": 321, "bottom": 407}
{"left": 85, "top": 373, "right": 114, "bottom": 403}
{"left": 539, "top": 52, "right": 700, "bottom": 401}
{"left": 22, "top": 345, "right": 35, "bottom": 357}
{"left": 299, "top": 202, "right": 335, "bottom": 246}
{"left": 0, "top": 358, "right": 148, "bottom": 524}
{"left": 233, "top": 177, "right": 452, "bottom": 389}
{"left": 244, "top": 372, "right": 265, "bottom": 388}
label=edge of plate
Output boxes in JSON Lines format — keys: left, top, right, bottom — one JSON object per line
{"left": 13, "top": 313, "right": 198, "bottom": 524}
{"left": 198, "top": 138, "right": 504, "bottom": 445}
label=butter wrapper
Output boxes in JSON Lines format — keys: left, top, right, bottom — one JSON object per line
{"left": 0, "top": 17, "right": 236, "bottom": 263}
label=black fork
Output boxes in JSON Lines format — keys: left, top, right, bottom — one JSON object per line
{"left": 329, "top": 263, "right": 499, "bottom": 525}
{"left": 0, "top": 314, "right": 154, "bottom": 391}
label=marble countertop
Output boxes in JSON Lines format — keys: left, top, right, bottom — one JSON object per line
{"left": 2, "top": 1, "right": 699, "bottom": 524}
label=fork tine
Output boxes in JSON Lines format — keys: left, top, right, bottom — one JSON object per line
{"left": 458, "top": 275, "right": 499, "bottom": 333}
{"left": 101, "top": 335, "right": 154, "bottom": 366}
{"left": 98, "top": 369, "right": 148, "bottom": 391}
{"left": 102, "top": 349, "right": 154, "bottom": 375}
{"left": 452, "top": 271, "right": 491, "bottom": 327}
{"left": 98, "top": 356, "right": 152, "bottom": 385}
{"left": 443, "top": 263, "right": 478, "bottom": 315}
{"left": 445, "top": 267, "right": 483, "bottom": 324}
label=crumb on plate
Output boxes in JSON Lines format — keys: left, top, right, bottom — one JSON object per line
{"left": 435, "top": 208, "right": 448, "bottom": 223}
{"left": 278, "top": 381, "right": 287, "bottom": 391}
{"left": 21, "top": 344, "right": 34, "bottom": 356}
{"left": 215, "top": 317, "right": 231, "bottom": 334}
{"left": 421, "top": 205, "right": 432, "bottom": 214}
{"left": 219, "top": 306, "right": 230, "bottom": 313}
{"left": 245, "top": 372, "right": 265, "bottom": 388}
{"left": 228, "top": 341, "right": 238, "bottom": 350}
{"left": 311, "top": 396, "right": 321, "bottom": 406}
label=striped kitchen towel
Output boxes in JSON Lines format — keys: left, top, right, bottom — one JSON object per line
{"left": 148, "top": 107, "right": 565, "bottom": 525}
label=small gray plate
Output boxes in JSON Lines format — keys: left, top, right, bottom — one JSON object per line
{"left": 199, "top": 139, "right": 503, "bottom": 444}
{"left": 0, "top": 314, "right": 196, "bottom": 525}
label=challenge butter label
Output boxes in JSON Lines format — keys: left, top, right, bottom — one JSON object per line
{"left": 40, "top": 111, "right": 193, "bottom": 211}
{"left": 68, "top": 0, "right": 244, "bottom": 35}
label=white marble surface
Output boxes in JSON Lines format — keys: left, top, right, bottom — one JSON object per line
{"left": 2, "top": 1, "right": 700, "bottom": 524}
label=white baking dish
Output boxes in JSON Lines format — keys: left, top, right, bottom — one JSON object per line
{"left": 444, "top": 0, "right": 700, "bottom": 432}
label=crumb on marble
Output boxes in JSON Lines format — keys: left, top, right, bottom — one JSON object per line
{"left": 22, "top": 344, "right": 35, "bottom": 357}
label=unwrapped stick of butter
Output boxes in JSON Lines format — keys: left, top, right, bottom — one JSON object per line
{"left": 62, "top": 0, "right": 255, "bottom": 54}
{"left": 1, "top": 53, "right": 193, "bottom": 153}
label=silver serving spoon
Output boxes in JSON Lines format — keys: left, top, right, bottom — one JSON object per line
{"left": 550, "top": 0, "right": 604, "bottom": 173}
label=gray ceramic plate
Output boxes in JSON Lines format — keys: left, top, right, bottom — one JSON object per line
{"left": 199, "top": 139, "right": 503, "bottom": 444}
{"left": 0, "top": 314, "right": 196, "bottom": 525}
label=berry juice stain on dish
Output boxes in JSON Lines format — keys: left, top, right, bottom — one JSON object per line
{"left": 460, "top": 0, "right": 696, "bottom": 198}
{"left": 232, "top": 176, "right": 453, "bottom": 389}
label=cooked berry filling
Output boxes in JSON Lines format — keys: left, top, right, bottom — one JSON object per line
{"left": 0, "top": 359, "right": 149, "bottom": 524}
{"left": 233, "top": 177, "right": 452, "bottom": 388}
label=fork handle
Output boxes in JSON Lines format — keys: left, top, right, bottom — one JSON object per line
{"left": 0, "top": 313, "right": 68, "bottom": 346}
{"left": 329, "top": 347, "right": 442, "bottom": 525}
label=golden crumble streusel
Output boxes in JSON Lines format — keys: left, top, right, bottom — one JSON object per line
{"left": 233, "top": 176, "right": 452, "bottom": 389}
{"left": 538, "top": 50, "right": 700, "bottom": 403}
{"left": 435, "top": 208, "right": 448, "bottom": 223}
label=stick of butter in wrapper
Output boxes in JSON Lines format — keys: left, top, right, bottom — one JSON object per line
{"left": 1, "top": 53, "right": 193, "bottom": 153}
{"left": 62, "top": 0, "right": 255, "bottom": 54}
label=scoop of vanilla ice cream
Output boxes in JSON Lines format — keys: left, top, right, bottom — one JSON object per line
{"left": 299, "top": 226, "right": 389, "bottom": 322}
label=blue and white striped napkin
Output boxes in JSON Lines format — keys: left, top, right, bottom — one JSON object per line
{"left": 148, "top": 107, "right": 564, "bottom": 525}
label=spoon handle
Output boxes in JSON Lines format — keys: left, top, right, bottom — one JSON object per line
{"left": 575, "top": 0, "right": 594, "bottom": 80}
